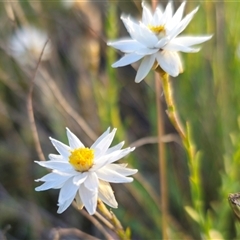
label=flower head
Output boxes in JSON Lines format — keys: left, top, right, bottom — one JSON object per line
{"left": 35, "top": 128, "right": 137, "bottom": 215}
{"left": 9, "top": 26, "right": 51, "bottom": 64}
{"left": 108, "top": 1, "right": 212, "bottom": 83}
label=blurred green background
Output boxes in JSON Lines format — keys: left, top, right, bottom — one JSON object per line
{"left": 1, "top": 0, "right": 240, "bottom": 239}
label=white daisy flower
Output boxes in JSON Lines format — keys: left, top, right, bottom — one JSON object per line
{"left": 9, "top": 26, "right": 51, "bottom": 63}
{"left": 35, "top": 127, "right": 137, "bottom": 215}
{"left": 108, "top": 1, "right": 212, "bottom": 83}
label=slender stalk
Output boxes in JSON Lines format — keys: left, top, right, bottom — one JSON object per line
{"left": 27, "top": 40, "right": 50, "bottom": 162}
{"left": 156, "top": 67, "right": 210, "bottom": 238}
{"left": 73, "top": 203, "right": 113, "bottom": 240}
{"left": 157, "top": 68, "right": 186, "bottom": 141}
{"left": 151, "top": 2, "right": 168, "bottom": 239}
{"left": 155, "top": 72, "right": 168, "bottom": 239}
{"left": 38, "top": 68, "right": 97, "bottom": 142}
{"left": 97, "top": 200, "right": 130, "bottom": 240}
{"left": 51, "top": 227, "right": 99, "bottom": 240}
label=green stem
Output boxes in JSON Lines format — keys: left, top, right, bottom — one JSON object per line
{"left": 158, "top": 69, "right": 186, "bottom": 141}
{"left": 97, "top": 200, "right": 130, "bottom": 240}
{"left": 156, "top": 68, "right": 210, "bottom": 238}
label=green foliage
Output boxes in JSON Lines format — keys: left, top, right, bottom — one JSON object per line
{"left": 1, "top": 0, "right": 240, "bottom": 239}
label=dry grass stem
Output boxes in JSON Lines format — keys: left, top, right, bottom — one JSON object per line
{"left": 129, "top": 133, "right": 181, "bottom": 148}
{"left": 39, "top": 68, "right": 97, "bottom": 142}
{"left": 51, "top": 227, "right": 100, "bottom": 240}
{"left": 72, "top": 203, "right": 113, "bottom": 240}
{"left": 27, "top": 40, "right": 50, "bottom": 162}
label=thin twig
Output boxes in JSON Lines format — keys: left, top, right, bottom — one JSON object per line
{"left": 97, "top": 200, "right": 128, "bottom": 240}
{"left": 129, "top": 133, "right": 181, "bottom": 148}
{"left": 38, "top": 68, "right": 97, "bottom": 142}
{"left": 151, "top": 0, "right": 169, "bottom": 237}
{"left": 155, "top": 71, "right": 168, "bottom": 239}
{"left": 27, "top": 40, "right": 50, "bottom": 162}
{"left": 72, "top": 202, "right": 113, "bottom": 240}
{"left": 94, "top": 211, "right": 115, "bottom": 231}
{"left": 51, "top": 227, "right": 100, "bottom": 240}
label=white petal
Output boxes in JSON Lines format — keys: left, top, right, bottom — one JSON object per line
{"left": 106, "top": 141, "right": 124, "bottom": 154}
{"left": 155, "top": 36, "right": 170, "bottom": 49}
{"left": 153, "top": 5, "right": 164, "bottom": 25}
{"left": 107, "top": 147, "right": 135, "bottom": 164}
{"left": 138, "top": 23, "right": 159, "bottom": 47}
{"left": 121, "top": 16, "right": 158, "bottom": 47}
{"left": 96, "top": 167, "right": 134, "bottom": 183}
{"left": 52, "top": 168, "right": 77, "bottom": 176}
{"left": 35, "top": 180, "right": 60, "bottom": 191}
{"left": 49, "top": 154, "right": 65, "bottom": 161}
{"left": 169, "top": 6, "right": 199, "bottom": 40}
{"left": 120, "top": 15, "right": 136, "bottom": 30}
{"left": 172, "top": 35, "right": 213, "bottom": 47}
{"left": 84, "top": 172, "right": 99, "bottom": 191}
{"left": 91, "top": 147, "right": 134, "bottom": 171}
{"left": 35, "top": 175, "right": 70, "bottom": 191}
{"left": 75, "top": 192, "right": 84, "bottom": 210}
{"left": 167, "top": 2, "right": 186, "bottom": 30}
{"left": 58, "top": 178, "right": 79, "bottom": 204}
{"left": 135, "top": 55, "right": 156, "bottom": 83}
{"left": 155, "top": 4, "right": 164, "bottom": 15}
{"left": 35, "top": 160, "right": 72, "bottom": 171}
{"left": 142, "top": 1, "right": 153, "bottom": 25}
{"left": 66, "top": 128, "right": 84, "bottom": 149}
{"left": 90, "top": 154, "right": 111, "bottom": 171}
{"left": 49, "top": 137, "right": 71, "bottom": 159}
{"left": 73, "top": 172, "right": 88, "bottom": 185}
{"left": 105, "top": 147, "right": 135, "bottom": 165}
{"left": 105, "top": 164, "right": 138, "bottom": 176}
{"left": 107, "top": 39, "right": 145, "bottom": 53}
{"left": 112, "top": 53, "right": 143, "bottom": 68}
{"left": 135, "top": 47, "right": 159, "bottom": 55}
{"left": 79, "top": 185, "right": 98, "bottom": 215}
{"left": 35, "top": 172, "right": 66, "bottom": 182}
{"left": 35, "top": 181, "right": 55, "bottom": 191}
{"left": 159, "top": 1, "right": 173, "bottom": 26}
{"left": 156, "top": 51, "right": 183, "bottom": 77}
{"left": 57, "top": 193, "right": 76, "bottom": 214}
{"left": 164, "top": 42, "right": 200, "bottom": 53}
{"left": 52, "top": 182, "right": 66, "bottom": 189}
{"left": 98, "top": 180, "right": 118, "bottom": 208}
{"left": 91, "top": 127, "right": 110, "bottom": 149}
{"left": 91, "top": 128, "right": 117, "bottom": 159}
{"left": 121, "top": 16, "right": 142, "bottom": 40}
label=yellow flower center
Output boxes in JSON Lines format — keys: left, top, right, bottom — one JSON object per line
{"left": 148, "top": 25, "right": 166, "bottom": 36}
{"left": 69, "top": 148, "right": 94, "bottom": 172}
